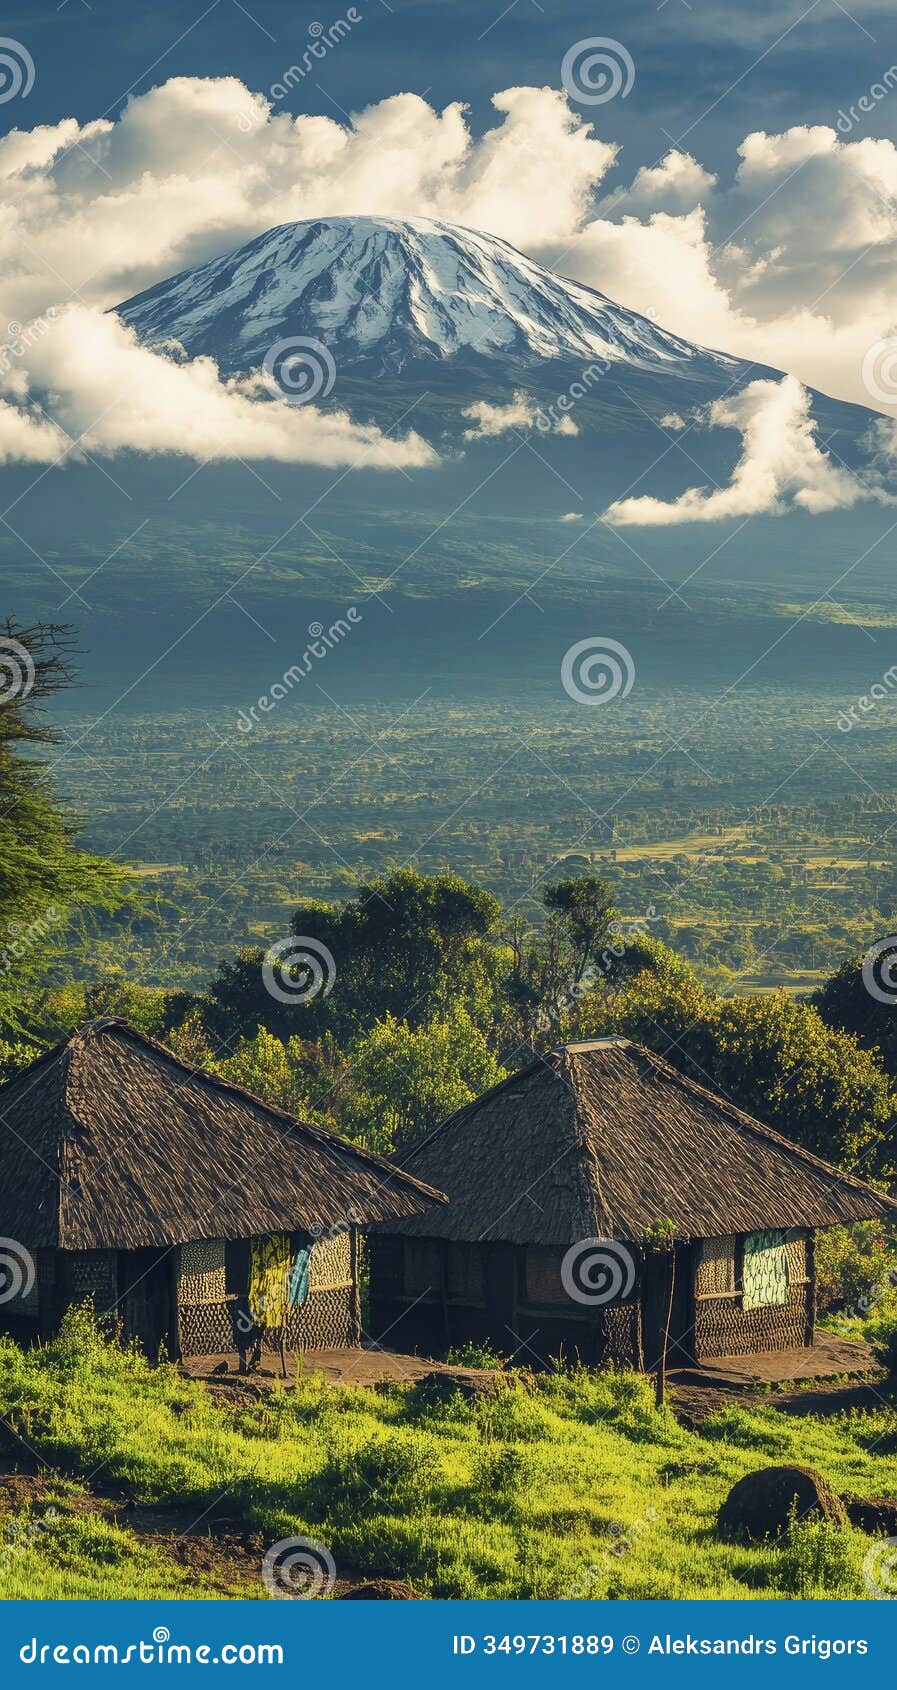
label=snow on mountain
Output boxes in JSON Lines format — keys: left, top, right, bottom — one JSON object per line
{"left": 116, "top": 215, "right": 741, "bottom": 383}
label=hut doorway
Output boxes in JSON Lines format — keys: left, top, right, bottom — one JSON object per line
{"left": 641, "top": 1243, "right": 694, "bottom": 1372}
{"left": 117, "top": 1248, "right": 177, "bottom": 1359}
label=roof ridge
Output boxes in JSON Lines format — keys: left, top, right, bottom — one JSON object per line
{"left": 562, "top": 1047, "right": 615, "bottom": 1238}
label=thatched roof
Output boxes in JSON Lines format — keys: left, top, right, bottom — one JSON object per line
{"left": 0, "top": 1019, "right": 445, "bottom": 1251}
{"left": 384, "top": 1037, "right": 897, "bottom": 1246}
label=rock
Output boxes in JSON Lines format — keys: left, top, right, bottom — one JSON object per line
{"left": 717, "top": 1465, "right": 846, "bottom": 1542}
{"left": 339, "top": 1579, "right": 415, "bottom": 1600}
{"left": 842, "top": 1493, "right": 897, "bottom": 1535}
{"left": 416, "top": 1368, "right": 511, "bottom": 1403}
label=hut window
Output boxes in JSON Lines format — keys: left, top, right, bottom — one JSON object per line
{"left": 446, "top": 1243, "right": 484, "bottom": 1303}
{"left": 177, "top": 1239, "right": 226, "bottom": 1306}
{"left": 68, "top": 1250, "right": 116, "bottom": 1313}
{"left": 403, "top": 1241, "right": 442, "bottom": 1299}
{"left": 741, "top": 1230, "right": 788, "bottom": 1308}
{"left": 525, "top": 1247, "right": 569, "bottom": 1306}
{"left": 695, "top": 1235, "right": 736, "bottom": 1298}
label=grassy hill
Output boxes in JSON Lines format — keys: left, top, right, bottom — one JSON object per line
{"left": 0, "top": 1313, "right": 893, "bottom": 1600}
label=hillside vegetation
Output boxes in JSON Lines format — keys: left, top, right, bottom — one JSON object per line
{"left": 0, "top": 1313, "right": 894, "bottom": 1601}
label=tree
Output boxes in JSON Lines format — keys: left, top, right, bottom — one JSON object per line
{"left": 0, "top": 622, "right": 132, "bottom": 1035}
{"left": 505, "top": 874, "right": 617, "bottom": 1050}
{"left": 569, "top": 964, "right": 895, "bottom": 1177}
{"left": 340, "top": 1003, "right": 504, "bottom": 1154}
{"left": 205, "top": 868, "right": 505, "bottom": 1043}
{"left": 814, "top": 944, "right": 897, "bottom": 1080}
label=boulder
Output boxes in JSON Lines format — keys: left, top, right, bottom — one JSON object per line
{"left": 717, "top": 1465, "right": 846, "bottom": 1542}
{"left": 842, "top": 1493, "right": 897, "bottom": 1535}
{"left": 416, "top": 1368, "right": 512, "bottom": 1403}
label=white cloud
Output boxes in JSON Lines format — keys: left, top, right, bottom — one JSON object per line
{"left": 604, "top": 376, "right": 884, "bottom": 526}
{"left": 3, "top": 81, "right": 897, "bottom": 474}
{"left": 0, "top": 307, "right": 434, "bottom": 469}
{"left": 558, "top": 511, "right": 583, "bottom": 521}
{"left": 0, "top": 77, "right": 615, "bottom": 470}
{"left": 598, "top": 149, "right": 716, "bottom": 215}
{"left": 462, "top": 390, "right": 578, "bottom": 439}
{"left": 555, "top": 125, "right": 897, "bottom": 410}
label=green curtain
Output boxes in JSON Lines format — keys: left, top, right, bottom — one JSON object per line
{"left": 742, "top": 1229, "right": 788, "bottom": 1308}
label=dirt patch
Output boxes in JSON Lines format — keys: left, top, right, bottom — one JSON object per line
{"left": 182, "top": 1346, "right": 505, "bottom": 1393}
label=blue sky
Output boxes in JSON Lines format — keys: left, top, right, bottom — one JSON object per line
{"left": 14, "top": 0, "right": 897, "bottom": 179}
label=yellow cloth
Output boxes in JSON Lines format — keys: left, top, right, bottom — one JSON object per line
{"left": 248, "top": 1234, "right": 291, "bottom": 1329}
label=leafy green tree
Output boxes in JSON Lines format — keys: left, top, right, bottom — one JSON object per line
{"left": 205, "top": 868, "right": 505, "bottom": 1043}
{"left": 814, "top": 945, "right": 897, "bottom": 1079}
{"left": 341, "top": 1003, "right": 504, "bottom": 1153}
{"left": 0, "top": 622, "right": 132, "bottom": 1035}
{"left": 570, "top": 965, "right": 895, "bottom": 1176}
{"left": 505, "top": 874, "right": 617, "bottom": 1049}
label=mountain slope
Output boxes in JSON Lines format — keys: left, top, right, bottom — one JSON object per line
{"left": 117, "top": 214, "right": 743, "bottom": 383}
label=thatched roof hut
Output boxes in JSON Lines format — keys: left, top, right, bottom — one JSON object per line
{"left": 0, "top": 1018, "right": 444, "bottom": 1359}
{"left": 370, "top": 1037, "right": 896, "bottom": 1370}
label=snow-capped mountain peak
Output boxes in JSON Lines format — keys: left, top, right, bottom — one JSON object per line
{"left": 116, "top": 214, "right": 738, "bottom": 381}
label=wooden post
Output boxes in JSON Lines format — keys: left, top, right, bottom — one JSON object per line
{"left": 655, "top": 1248, "right": 676, "bottom": 1410}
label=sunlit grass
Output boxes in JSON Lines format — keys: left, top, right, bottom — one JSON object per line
{"left": 0, "top": 1310, "right": 893, "bottom": 1599}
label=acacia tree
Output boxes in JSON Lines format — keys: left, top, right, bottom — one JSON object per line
{"left": 814, "top": 945, "right": 897, "bottom": 1080}
{"left": 504, "top": 875, "right": 617, "bottom": 1052}
{"left": 0, "top": 622, "right": 131, "bottom": 1036}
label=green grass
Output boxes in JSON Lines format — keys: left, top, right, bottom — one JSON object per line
{"left": 0, "top": 1311, "right": 895, "bottom": 1599}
